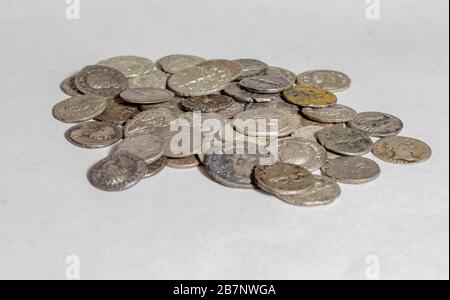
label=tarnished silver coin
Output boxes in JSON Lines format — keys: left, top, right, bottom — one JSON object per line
{"left": 302, "top": 104, "right": 357, "bottom": 123}
{"left": 98, "top": 56, "right": 156, "bottom": 78}
{"left": 234, "top": 59, "right": 269, "bottom": 80}
{"left": 245, "top": 95, "right": 299, "bottom": 111}
{"left": 299, "top": 115, "right": 343, "bottom": 128}
{"left": 321, "top": 157, "right": 381, "bottom": 184}
{"left": 198, "top": 59, "right": 243, "bottom": 81}
{"left": 348, "top": 112, "right": 404, "bottom": 137}
{"left": 128, "top": 69, "right": 170, "bottom": 89}
{"left": 216, "top": 101, "right": 246, "bottom": 119}
{"left": 75, "top": 65, "right": 128, "bottom": 98}
{"left": 140, "top": 97, "right": 185, "bottom": 115}
{"left": 65, "top": 121, "right": 123, "bottom": 149}
{"left": 60, "top": 75, "right": 84, "bottom": 96}
{"left": 167, "top": 65, "right": 232, "bottom": 97}
{"left": 53, "top": 95, "right": 107, "bottom": 124}
{"left": 120, "top": 88, "right": 175, "bottom": 105}
{"left": 88, "top": 152, "right": 147, "bottom": 192}
{"left": 316, "top": 127, "right": 374, "bottom": 156}
{"left": 158, "top": 54, "right": 206, "bottom": 74}
{"left": 277, "top": 138, "right": 327, "bottom": 171}
{"left": 292, "top": 125, "right": 326, "bottom": 140}
{"left": 223, "top": 82, "right": 280, "bottom": 103}
{"left": 265, "top": 66, "right": 296, "bottom": 84}
{"left": 113, "top": 134, "right": 165, "bottom": 164}
{"left": 144, "top": 156, "right": 167, "bottom": 178}
{"left": 296, "top": 70, "right": 352, "bottom": 93}
{"left": 167, "top": 156, "right": 200, "bottom": 169}
{"left": 182, "top": 95, "right": 235, "bottom": 113}
{"left": 160, "top": 127, "right": 203, "bottom": 158}
{"left": 240, "top": 75, "right": 293, "bottom": 94}
{"left": 372, "top": 136, "right": 432, "bottom": 165}
{"left": 124, "top": 108, "right": 178, "bottom": 138}
{"left": 278, "top": 176, "right": 341, "bottom": 207}
{"left": 95, "top": 99, "right": 140, "bottom": 125}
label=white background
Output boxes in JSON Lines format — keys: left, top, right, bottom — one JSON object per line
{"left": 0, "top": 0, "right": 448, "bottom": 280}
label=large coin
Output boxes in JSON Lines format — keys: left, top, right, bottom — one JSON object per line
{"left": 167, "top": 156, "right": 200, "bottom": 169}
{"left": 302, "top": 104, "right": 357, "bottom": 123}
{"left": 198, "top": 59, "right": 243, "bottom": 81}
{"left": 95, "top": 99, "right": 140, "bottom": 125}
{"left": 75, "top": 65, "right": 128, "bottom": 98}
{"left": 239, "top": 75, "right": 293, "bottom": 94}
{"left": 120, "top": 88, "right": 175, "bottom": 104}
{"left": 223, "top": 82, "right": 280, "bottom": 103}
{"left": 182, "top": 95, "right": 235, "bottom": 113}
{"left": 234, "top": 59, "right": 269, "bottom": 80}
{"left": 60, "top": 75, "right": 84, "bottom": 97}
{"left": 348, "top": 112, "right": 404, "bottom": 137}
{"left": 98, "top": 56, "right": 155, "bottom": 78}
{"left": 144, "top": 156, "right": 167, "bottom": 178}
{"left": 158, "top": 54, "right": 206, "bottom": 74}
{"left": 128, "top": 69, "right": 170, "bottom": 89}
{"left": 283, "top": 86, "right": 337, "bottom": 108}
{"left": 316, "top": 127, "right": 374, "bottom": 156}
{"left": 53, "top": 95, "right": 107, "bottom": 124}
{"left": 124, "top": 108, "right": 178, "bottom": 138}
{"left": 65, "top": 121, "right": 123, "bottom": 149}
{"left": 321, "top": 157, "right": 381, "bottom": 184}
{"left": 372, "top": 136, "right": 432, "bottom": 165}
{"left": 296, "top": 70, "right": 352, "bottom": 93}
{"left": 277, "top": 138, "right": 327, "bottom": 171}
{"left": 113, "top": 134, "right": 165, "bottom": 164}
{"left": 265, "top": 66, "right": 296, "bottom": 85}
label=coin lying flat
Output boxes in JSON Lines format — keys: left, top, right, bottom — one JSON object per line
{"left": 277, "top": 138, "right": 327, "bottom": 171}
{"left": 144, "top": 156, "right": 167, "bottom": 178}
{"left": 348, "top": 112, "right": 404, "bottom": 137}
{"left": 167, "top": 156, "right": 200, "bottom": 169}
{"left": 234, "top": 59, "right": 269, "bottom": 80}
{"left": 53, "top": 95, "right": 107, "bottom": 124}
{"left": 372, "top": 136, "right": 432, "bottom": 165}
{"left": 182, "top": 95, "right": 235, "bottom": 113}
{"left": 120, "top": 88, "right": 175, "bottom": 104}
{"left": 65, "top": 121, "right": 123, "bottom": 149}
{"left": 239, "top": 75, "right": 293, "bottom": 94}
{"left": 113, "top": 134, "right": 165, "bottom": 164}
{"left": 60, "top": 75, "right": 84, "bottom": 97}
{"left": 98, "top": 56, "right": 156, "bottom": 78}
{"left": 198, "top": 59, "right": 243, "bottom": 81}
{"left": 296, "top": 70, "right": 352, "bottom": 93}
{"left": 124, "top": 108, "right": 178, "bottom": 138}
{"left": 216, "top": 101, "right": 246, "bottom": 119}
{"left": 95, "top": 99, "right": 140, "bottom": 125}
{"left": 75, "top": 65, "right": 128, "bottom": 98}
{"left": 88, "top": 152, "right": 147, "bottom": 192}
{"left": 292, "top": 125, "right": 327, "bottom": 140}
{"left": 283, "top": 86, "right": 338, "bottom": 108}
{"left": 161, "top": 128, "right": 203, "bottom": 158}
{"left": 316, "top": 127, "right": 374, "bottom": 156}
{"left": 246, "top": 95, "right": 299, "bottom": 112}
{"left": 321, "top": 157, "right": 381, "bottom": 184}
{"left": 299, "top": 115, "right": 343, "bottom": 128}
{"left": 223, "top": 82, "right": 280, "bottom": 103}
{"left": 302, "top": 104, "right": 357, "bottom": 123}
{"left": 158, "top": 54, "right": 206, "bottom": 74}
{"left": 140, "top": 97, "right": 185, "bottom": 115}
{"left": 265, "top": 66, "right": 296, "bottom": 84}
{"left": 128, "top": 69, "right": 170, "bottom": 89}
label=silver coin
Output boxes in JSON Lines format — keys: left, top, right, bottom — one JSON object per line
{"left": 278, "top": 175, "right": 341, "bottom": 207}
{"left": 140, "top": 97, "right": 185, "bottom": 115}
{"left": 144, "top": 156, "right": 167, "bottom": 178}
{"left": 198, "top": 59, "right": 243, "bottom": 80}
{"left": 316, "top": 127, "right": 374, "bottom": 156}
{"left": 88, "top": 152, "right": 147, "bottom": 192}
{"left": 245, "top": 95, "right": 299, "bottom": 111}
{"left": 167, "top": 65, "right": 232, "bottom": 97}
{"left": 265, "top": 66, "right": 296, "bottom": 84}
{"left": 372, "top": 136, "right": 432, "bottom": 165}
{"left": 321, "top": 157, "right": 381, "bottom": 184}
{"left": 120, "top": 88, "right": 175, "bottom": 105}
{"left": 302, "top": 104, "right": 357, "bottom": 123}
{"left": 299, "top": 115, "right": 343, "bottom": 127}
{"left": 234, "top": 59, "right": 269, "bottom": 80}
{"left": 128, "top": 69, "right": 170, "bottom": 89}
{"left": 292, "top": 125, "right": 326, "bottom": 140}
{"left": 113, "top": 134, "right": 165, "bottom": 164}
{"left": 182, "top": 95, "right": 235, "bottom": 113}
{"left": 223, "top": 82, "right": 280, "bottom": 103}
{"left": 160, "top": 127, "right": 203, "bottom": 158}
{"left": 167, "top": 156, "right": 200, "bottom": 169}
{"left": 65, "top": 121, "right": 123, "bottom": 149}
{"left": 216, "top": 101, "right": 246, "bottom": 119}
{"left": 348, "top": 112, "right": 404, "bottom": 138}
{"left": 239, "top": 75, "right": 293, "bottom": 94}
{"left": 75, "top": 65, "right": 128, "bottom": 98}
{"left": 296, "top": 70, "right": 352, "bottom": 93}
{"left": 124, "top": 108, "right": 178, "bottom": 138}
{"left": 98, "top": 56, "right": 156, "bottom": 78}
{"left": 60, "top": 75, "right": 84, "bottom": 96}
{"left": 277, "top": 138, "right": 327, "bottom": 171}
{"left": 53, "top": 95, "right": 107, "bottom": 124}
{"left": 95, "top": 99, "right": 140, "bottom": 125}
{"left": 158, "top": 54, "right": 206, "bottom": 74}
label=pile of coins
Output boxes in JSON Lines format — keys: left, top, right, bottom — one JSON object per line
{"left": 53, "top": 55, "right": 432, "bottom": 206}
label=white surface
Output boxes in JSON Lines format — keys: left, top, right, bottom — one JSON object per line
{"left": 0, "top": 0, "right": 448, "bottom": 280}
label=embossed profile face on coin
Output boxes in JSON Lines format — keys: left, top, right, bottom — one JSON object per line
{"left": 144, "top": 156, "right": 167, "bottom": 178}
{"left": 120, "top": 88, "right": 175, "bottom": 104}
{"left": 316, "top": 127, "right": 374, "bottom": 156}
{"left": 182, "top": 95, "right": 235, "bottom": 113}
{"left": 60, "top": 75, "right": 84, "bottom": 97}
{"left": 198, "top": 59, "right": 243, "bottom": 81}
{"left": 277, "top": 138, "right": 327, "bottom": 171}
{"left": 124, "top": 108, "right": 178, "bottom": 138}
{"left": 158, "top": 54, "right": 206, "bottom": 74}
{"left": 95, "top": 99, "right": 140, "bottom": 125}
{"left": 321, "top": 157, "right": 381, "bottom": 184}
{"left": 283, "top": 86, "right": 337, "bottom": 108}
{"left": 296, "top": 70, "right": 352, "bottom": 93}
{"left": 265, "top": 67, "right": 296, "bottom": 84}
{"left": 65, "top": 121, "right": 123, "bottom": 149}
{"left": 240, "top": 75, "right": 293, "bottom": 94}
{"left": 113, "top": 134, "right": 165, "bottom": 164}
{"left": 75, "top": 65, "right": 128, "bottom": 98}
{"left": 372, "top": 136, "right": 432, "bottom": 165}
{"left": 302, "top": 104, "right": 357, "bottom": 124}
{"left": 234, "top": 59, "right": 269, "bottom": 80}
{"left": 98, "top": 56, "right": 156, "bottom": 78}
{"left": 348, "top": 112, "right": 404, "bottom": 137}
{"left": 53, "top": 95, "right": 107, "bottom": 124}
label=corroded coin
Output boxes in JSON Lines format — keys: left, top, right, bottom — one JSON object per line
{"left": 316, "top": 127, "right": 374, "bottom": 156}
{"left": 144, "top": 156, "right": 167, "bottom": 178}
{"left": 240, "top": 75, "right": 293, "bottom": 94}
{"left": 65, "top": 121, "right": 123, "bottom": 149}
{"left": 158, "top": 54, "right": 206, "bottom": 74}
{"left": 124, "top": 108, "right": 178, "bottom": 138}
{"left": 60, "top": 75, "right": 84, "bottom": 97}
{"left": 167, "top": 156, "right": 200, "bottom": 169}
{"left": 120, "top": 88, "right": 174, "bottom": 104}
{"left": 234, "top": 59, "right": 269, "bottom": 80}
{"left": 113, "top": 134, "right": 165, "bottom": 164}
{"left": 140, "top": 97, "right": 185, "bottom": 115}
{"left": 75, "top": 65, "right": 128, "bottom": 98}
{"left": 321, "top": 157, "right": 381, "bottom": 184}
{"left": 98, "top": 56, "right": 155, "bottom": 78}
{"left": 53, "top": 95, "right": 107, "bottom": 124}
{"left": 128, "top": 69, "right": 170, "bottom": 89}
{"left": 88, "top": 152, "right": 147, "bottom": 192}
{"left": 265, "top": 66, "right": 296, "bottom": 84}
{"left": 283, "top": 86, "right": 337, "bottom": 108}
{"left": 372, "top": 136, "right": 432, "bottom": 165}
{"left": 182, "top": 95, "right": 235, "bottom": 113}
{"left": 216, "top": 101, "right": 246, "bottom": 119}
{"left": 277, "top": 138, "right": 327, "bottom": 171}
{"left": 302, "top": 104, "right": 357, "bottom": 123}
{"left": 348, "top": 112, "right": 404, "bottom": 137}
{"left": 223, "top": 82, "right": 280, "bottom": 103}
{"left": 296, "top": 70, "right": 351, "bottom": 93}
{"left": 198, "top": 59, "right": 243, "bottom": 80}
{"left": 95, "top": 99, "right": 140, "bottom": 125}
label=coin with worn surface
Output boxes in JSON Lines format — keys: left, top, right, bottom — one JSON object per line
{"left": 296, "top": 70, "right": 351, "bottom": 93}
{"left": 278, "top": 176, "right": 341, "bottom": 207}
{"left": 128, "top": 69, "right": 170, "bottom": 89}
{"left": 198, "top": 59, "right": 243, "bottom": 80}
{"left": 167, "top": 156, "right": 200, "bottom": 169}
{"left": 98, "top": 56, "right": 155, "bottom": 78}
{"left": 372, "top": 136, "right": 432, "bottom": 165}
{"left": 240, "top": 75, "right": 293, "bottom": 94}
{"left": 75, "top": 65, "right": 128, "bottom": 98}
{"left": 161, "top": 127, "right": 203, "bottom": 158}
{"left": 124, "top": 108, "right": 178, "bottom": 138}
{"left": 216, "top": 101, "right": 246, "bottom": 119}
{"left": 299, "top": 115, "right": 343, "bottom": 127}
{"left": 277, "top": 138, "right": 327, "bottom": 171}
{"left": 95, "top": 99, "right": 140, "bottom": 125}
{"left": 158, "top": 54, "right": 206, "bottom": 74}
{"left": 292, "top": 125, "right": 325, "bottom": 140}
{"left": 144, "top": 156, "right": 167, "bottom": 178}
{"left": 283, "top": 86, "right": 337, "bottom": 108}
{"left": 223, "top": 82, "right": 280, "bottom": 103}
{"left": 316, "top": 127, "right": 374, "bottom": 156}
{"left": 65, "top": 121, "right": 123, "bottom": 149}
{"left": 321, "top": 157, "right": 381, "bottom": 184}
{"left": 348, "top": 112, "right": 404, "bottom": 137}
{"left": 234, "top": 59, "right": 269, "bottom": 80}
{"left": 246, "top": 95, "right": 299, "bottom": 112}
{"left": 60, "top": 75, "right": 84, "bottom": 96}
{"left": 140, "top": 97, "right": 185, "bottom": 115}
{"left": 120, "top": 88, "right": 175, "bottom": 105}
{"left": 113, "top": 134, "right": 165, "bottom": 164}
{"left": 265, "top": 66, "right": 296, "bottom": 84}
{"left": 182, "top": 95, "right": 235, "bottom": 113}
{"left": 302, "top": 104, "right": 357, "bottom": 123}
{"left": 53, "top": 95, "right": 107, "bottom": 123}
{"left": 88, "top": 152, "right": 147, "bottom": 192}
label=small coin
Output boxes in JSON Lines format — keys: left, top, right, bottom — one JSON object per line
{"left": 88, "top": 152, "right": 147, "bottom": 192}
{"left": 75, "top": 65, "right": 128, "bottom": 98}
{"left": 158, "top": 54, "right": 206, "bottom": 74}
{"left": 234, "top": 59, "right": 269, "bottom": 80}
{"left": 60, "top": 75, "right": 84, "bottom": 96}
{"left": 98, "top": 56, "right": 156, "bottom": 78}
{"left": 316, "top": 127, "right": 374, "bottom": 156}
{"left": 278, "top": 175, "right": 341, "bottom": 207}
{"left": 296, "top": 70, "right": 352, "bottom": 93}
{"left": 265, "top": 66, "right": 296, "bottom": 84}
{"left": 216, "top": 101, "right": 246, "bottom": 119}
{"left": 198, "top": 59, "right": 243, "bottom": 81}
{"left": 53, "top": 95, "right": 107, "bottom": 124}
{"left": 277, "top": 138, "right": 327, "bottom": 171}
{"left": 321, "top": 157, "right": 381, "bottom": 184}
{"left": 372, "top": 136, "right": 432, "bottom": 165}
{"left": 182, "top": 95, "right": 235, "bottom": 113}
{"left": 223, "top": 82, "right": 280, "bottom": 103}
{"left": 144, "top": 156, "right": 167, "bottom": 178}
{"left": 167, "top": 156, "right": 200, "bottom": 169}
{"left": 65, "top": 121, "right": 123, "bottom": 149}
{"left": 283, "top": 86, "right": 337, "bottom": 108}
{"left": 113, "top": 134, "right": 165, "bottom": 164}
{"left": 348, "top": 112, "right": 404, "bottom": 137}
{"left": 124, "top": 108, "right": 178, "bottom": 138}
{"left": 240, "top": 75, "right": 293, "bottom": 94}
{"left": 302, "top": 104, "right": 357, "bottom": 123}
{"left": 120, "top": 88, "right": 175, "bottom": 104}
{"left": 95, "top": 99, "right": 140, "bottom": 125}
{"left": 140, "top": 97, "right": 185, "bottom": 115}
{"left": 128, "top": 69, "right": 170, "bottom": 89}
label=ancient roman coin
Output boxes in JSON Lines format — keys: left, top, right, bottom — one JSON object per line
{"left": 296, "top": 70, "right": 352, "bottom": 93}
{"left": 167, "top": 156, "right": 200, "bottom": 169}
{"left": 234, "top": 59, "right": 269, "bottom": 80}
{"left": 321, "top": 157, "right": 381, "bottom": 184}
{"left": 75, "top": 65, "right": 128, "bottom": 98}
{"left": 198, "top": 59, "right": 243, "bottom": 81}
{"left": 113, "top": 134, "right": 165, "bottom": 164}
{"left": 283, "top": 86, "right": 338, "bottom": 108}
{"left": 158, "top": 54, "right": 206, "bottom": 74}
{"left": 223, "top": 82, "right": 280, "bottom": 103}
{"left": 140, "top": 97, "right": 185, "bottom": 115}
{"left": 60, "top": 75, "right": 84, "bottom": 96}
{"left": 348, "top": 112, "right": 404, "bottom": 137}
{"left": 298, "top": 115, "right": 343, "bottom": 128}
{"left": 161, "top": 128, "right": 203, "bottom": 159}
{"left": 182, "top": 95, "right": 235, "bottom": 113}
{"left": 65, "top": 121, "right": 123, "bottom": 149}
{"left": 302, "top": 104, "right": 357, "bottom": 123}
{"left": 216, "top": 101, "right": 246, "bottom": 119}
{"left": 316, "top": 127, "right": 374, "bottom": 156}
{"left": 265, "top": 66, "right": 296, "bottom": 84}
{"left": 144, "top": 156, "right": 167, "bottom": 178}
{"left": 98, "top": 56, "right": 156, "bottom": 78}
{"left": 124, "top": 108, "right": 178, "bottom": 138}
{"left": 240, "top": 75, "right": 293, "bottom": 94}
{"left": 128, "top": 69, "right": 170, "bottom": 89}
{"left": 120, "top": 88, "right": 175, "bottom": 104}
{"left": 88, "top": 152, "right": 147, "bottom": 192}
{"left": 372, "top": 136, "right": 432, "bottom": 165}
{"left": 246, "top": 95, "right": 300, "bottom": 112}
{"left": 292, "top": 125, "right": 325, "bottom": 140}
{"left": 277, "top": 138, "right": 327, "bottom": 171}
{"left": 53, "top": 95, "right": 107, "bottom": 124}
{"left": 95, "top": 99, "right": 140, "bottom": 125}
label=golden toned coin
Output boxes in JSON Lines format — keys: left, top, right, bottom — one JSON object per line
{"left": 283, "top": 86, "right": 337, "bottom": 108}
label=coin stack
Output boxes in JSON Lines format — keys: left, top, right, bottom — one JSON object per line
{"left": 53, "top": 55, "right": 432, "bottom": 206}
